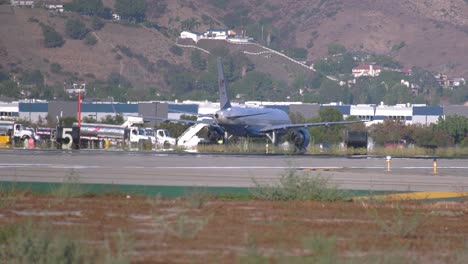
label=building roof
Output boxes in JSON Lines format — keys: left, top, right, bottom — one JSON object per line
{"left": 413, "top": 106, "right": 443, "bottom": 116}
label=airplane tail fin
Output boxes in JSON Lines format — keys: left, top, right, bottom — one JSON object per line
{"left": 217, "top": 57, "right": 231, "bottom": 110}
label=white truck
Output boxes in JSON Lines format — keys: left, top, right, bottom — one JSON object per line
{"left": 154, "top": 128, "right": 176, "bottom": 148}
{"left": 0, "top": 121, "right": 38, "bottom": 146}
{"left": 125, "top": 116, "right": 176, "bottom": 148}
{"left": 73, "top": 122, "right": 154, "bottom": 149}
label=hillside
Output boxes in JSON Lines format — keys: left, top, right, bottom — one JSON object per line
{"left": 0, "top": 0, "right": 467, "bottom": 102}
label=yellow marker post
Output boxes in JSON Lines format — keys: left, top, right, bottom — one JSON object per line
{"left": 433, "top": 157, "right": 437, "bottom": 174}
{"left": 104, "top": 139, "right": 111, "bottom": 149}
{"left": 386, "top": 156, "right": 391, "bottom": 172}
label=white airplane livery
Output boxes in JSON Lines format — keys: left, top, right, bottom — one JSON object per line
{"left": 212, "top": 57, "right": 361, "bottom": 152}
{"left": 152, "top": 57, "right": 362, "bottom": 152}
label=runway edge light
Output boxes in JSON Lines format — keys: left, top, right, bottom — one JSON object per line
{"left": 386, "top": 156, "right": 392, "bottom": 172}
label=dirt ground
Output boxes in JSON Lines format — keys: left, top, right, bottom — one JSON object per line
{"left": 0, "top": 194, "right": 467, "bottom": 263}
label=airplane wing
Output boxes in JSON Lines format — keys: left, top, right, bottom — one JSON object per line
{"left": 260, "top": 120, "right": 365, "bottom": 133}
{"left": 142, "top": 116, "right": 216, "bottom": 125}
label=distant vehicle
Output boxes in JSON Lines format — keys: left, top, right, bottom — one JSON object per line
{"left": 0, "top": 121, "right": 38, "bottom": 145}
{"left": 150, "top": 57, "right": 363, "bottom": 152}
{"left": 154, "top": 128, "right": 176, "bottom": 148}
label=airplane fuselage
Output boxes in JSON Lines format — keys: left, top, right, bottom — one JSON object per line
{"left": 215, "top": 106, "right": 291, "bottom": 137}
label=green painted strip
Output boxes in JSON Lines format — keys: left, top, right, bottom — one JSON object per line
{"left": 0, "top": 181, "right": 403, "bottom": 198}
{"left": 0, "top": 181, "right": 252, "bottom": 198}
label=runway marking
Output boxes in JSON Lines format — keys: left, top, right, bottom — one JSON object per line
{"left": 355, "top": 192, "right": 468, "bottom": 201}
{"left": 1, "top": 163, "right": 468, "bottom": 170}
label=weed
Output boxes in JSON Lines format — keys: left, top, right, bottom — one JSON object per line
{"left": 368, "top": 202, "right": 426, "bottom": 239}
{"left": 346, "top": 244, "right": 416, "bottom": 264}
{"left": 239, "top": 235, "right": 339, "bottom": 263}
{"left": 185, "top": 187, "right": 212, "bottom": 209}
{"left": 0, "top": 221, "right": 131, "bottom": 264}
{"left": 50, "top": 169, "right": 86, "bottom": 198}
{"left": 103, "top": 230, "right": 132, "bottom": 264}
{"left": 0, "top": 221, "right": 88, "bottom": 263}
{"left": 156, "top": 214, "right": 210, "bottom": 239}
{"left": 0, "top": 182, "right": 29, "bottom": 209}
{"left": 251, "top": 168, "right": 349, "bottom": 201}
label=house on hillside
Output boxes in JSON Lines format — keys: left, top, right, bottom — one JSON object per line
{"left": 65, "top": 83, "right": 86, "bottom": 98}
{"left": 43, "top": 1, "right": 63, "bottom": 12}
{"left": 352, "top": 64, "right": 382, "bottom": 78}
{"left": 203, "top": 29, "right": 229, "bottom": 39}
{"left": 10, "top": 0, "right": 35, "bottom": 8}
{"left": 180, "top": 31, "right": 200, "bottom": 43}
{"left": 435, "top": 74, "right": 466, "bottom": 89}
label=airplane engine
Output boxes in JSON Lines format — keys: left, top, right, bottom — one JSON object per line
{"left": 207, "top": 126, "right": 224, "bottom": 143}
{"left": 290, "top": 128, "right": 310, "bottom": 152}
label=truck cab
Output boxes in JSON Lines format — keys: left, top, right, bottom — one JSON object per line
{"left": 155, "top": 129, "right": 176, "bottom": 148}
{"left": 12, "top": 123, "right": 38, "bottom": 143}
{"left": 129, "top": 126, "right": 153, "bottom": 148}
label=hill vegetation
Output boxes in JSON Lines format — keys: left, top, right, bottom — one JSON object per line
{"left": 0, "top": 0, "right": 467, "bottom": 104}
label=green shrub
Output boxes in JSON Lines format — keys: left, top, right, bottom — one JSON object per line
{"left": 50, "top": 63, "right": 62, "bottom": 73}
{"left": 0, "top": 222, "right": 131, "bottom": 264}
{"left": 50, "top": 169, "right": 86, "bottom": 198}
{"left": 169, "top": 45, "right": 183, "bottom": 56}
{"left": 65, "top": 18, "right": 89, "bottom": 40}
{"left": 84, "top": 33, "right": 98, "bottom": 46}
{"left": 368, "top": 202, "right": 426, "bottom": 239}
{"left": 251, "top": 169, "right": 349, "bottom": 201}
{"left": 41, "top": 24, "right": 65, "bottom": 48}
{"left": 91, "top": 16, "right": 105, "bottom": 30}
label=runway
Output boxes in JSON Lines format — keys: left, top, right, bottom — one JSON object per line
{"left": 0, "top": 149, "right": 467, "bottom": 192}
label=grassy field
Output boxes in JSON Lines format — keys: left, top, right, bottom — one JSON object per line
{"left": 1, "top": 171, "right": 467, "bottom": 263}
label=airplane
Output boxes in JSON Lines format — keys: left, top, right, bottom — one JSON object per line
{"left": 150, "top": 57, "right": 363, "bottom": 152}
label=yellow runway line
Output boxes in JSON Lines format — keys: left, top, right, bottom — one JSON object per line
{"left": 355, "top": 192, "right": 468, "bottom": 201}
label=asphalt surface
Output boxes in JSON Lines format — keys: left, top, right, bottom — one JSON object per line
{"left": 0, "top": 149, "right": 467, "bottom": 192}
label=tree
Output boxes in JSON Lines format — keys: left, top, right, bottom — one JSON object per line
{"left": 180, "top": 18, "right": 200, "bottom": 31}
{"left": 319, "top": 79, "right": 350, "bottom": 103}
{"left": 115, "top": 0, "right": 147, "bottom": 23}
{"left": 308, "top": 107, "right": 345, "bottom": 143}
{"left": 65, "top": 18, "right": 89, "bottom": 40}
{"left": 327, "top": 43, "right": 346, "bottom": 56}
{"left": 286, "top": 48, "right": 308, "bottom": 60}
{"left": 230, "top": 71, "right": 274, "bottom": 100}
{"left": 41, "top": 24, "right": 65, "bottom": 48}
{"left": 91, "top": 17, "right": 105, "bottom": 30}
{"left": 169, "top": 45, "right": 183, "bottom": 56}
{"left": 0, "top": 80, "right": 21, "bottom": 98}
{"left": 369, "top": 120, "right": 411, "bottom": 146}
{"left": 434, "top": 115, "right": 468, "bottom": 145}
{"left": 50, "top": 63, "right": 62, "bottom": 74}
{"left": 190, "top": 50, "right": 206, "bottom": 71}
{"left": 101, "top": 114, "right": 124, "bottom": 125}
{"left": 64, "top": 0, "right": 109, "bottom": 18}
{"left": 84, "top": 33, "right": 98, "bottom": 45}
{"left": 59, "top": 116, "right": 77, "bottom": 127}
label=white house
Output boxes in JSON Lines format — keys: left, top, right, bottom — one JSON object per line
{"left": 10, "top": 0, "right": 35, "bottom": 7}
{"left": 44, "top": 1, "right": 64, "bottom": 12}
{"left": 180, "top": 31, "right": 200, "bottom": 43}
{"left": 352, "top": 64, "right": 382, "bottom": 78}
{"left": 203, "top": 29, "right": 228, "bottom": 39}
